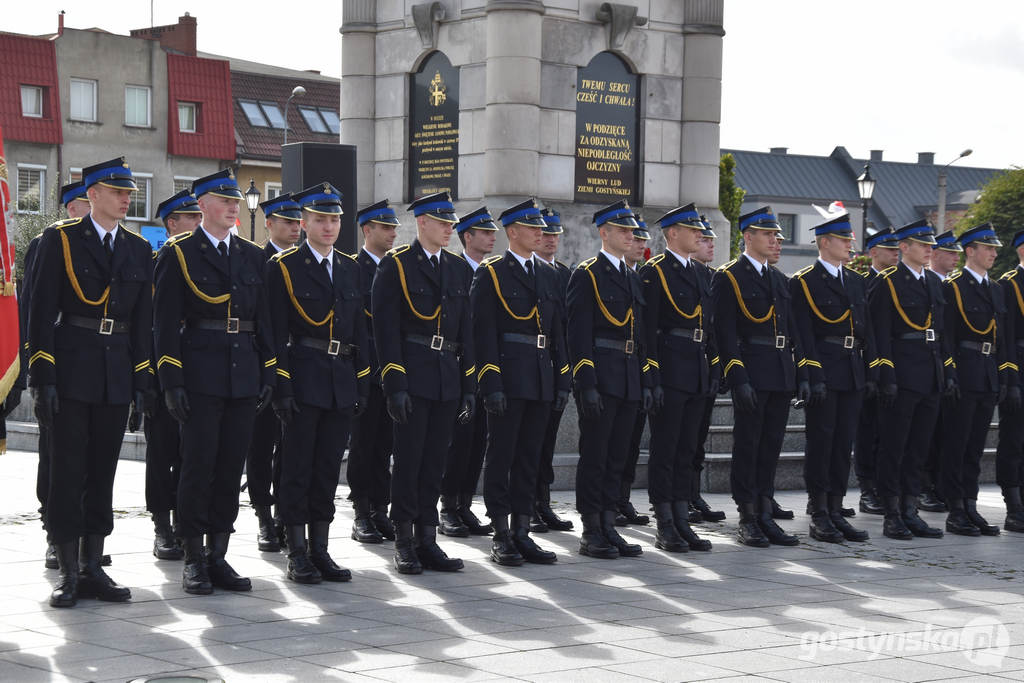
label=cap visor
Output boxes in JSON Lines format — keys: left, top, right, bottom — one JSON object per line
{"left": 270, "top": 210, "right": 303, "bottom": 220}
{"left": 303, "top": 205, "right": 344, "bottom": 215}
{"left": 97, "top": 179, "right": 138, "bottom": 191}
{"left": 426, "top": 212, "right": 459, "bottom": 224}
{"left": 542, "top": 225, "right": 564, "bottom": 234}
{"left": 936, "top": 245, "right": 963, "bottom": 252}
{"left": 513, "top": 217, "right": 547, "bottom": 228}
{"left": 606, "top": 217, "right": 640, "bottom": 229}
{"left": 367, "top": 216, "right": 401, "bottom": 226}
{"left": 907, "top": 235, "right": 937, "bottom": 245}
{"left": 207, "top": 190, "right": 244, "bottom": 200}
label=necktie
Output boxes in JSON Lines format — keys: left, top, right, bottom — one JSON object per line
{"left": 322, "top": 258, "right": 332, "bottom": 282}
{"left": 619, "top": 261, "right": 627, "bottom": 278}
{"left": 525, "top": 259, "right": 534, "bottom": 278}
{"left": 218, "top": 241, "right": 229, "bottom": 261}
{"left": 429, "top": 254, "right": 439, "bottom": 270}
{"left": 761, "top": 266, "right": 768, "bottom": 279}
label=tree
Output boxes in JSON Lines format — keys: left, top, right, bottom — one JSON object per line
{"left": 719, "top": 153, "right": 745, "bottom": 259}
{"left": 953, "top": 167, "right": 1024, "bottom": 276}
{"left": 11, "top": 187, "right": 61, "bottom": 287}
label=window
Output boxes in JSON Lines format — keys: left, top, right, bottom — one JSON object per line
{"left": 173, "top": 177, "right": 196, "bottom": 194}
{"left": 239, "top": 100, "right": 288, "bottom": 129}
{"left": 319, "top": 108, "right": 340, "bottom": 134}
{"left": 259, "top": 101, "right": 286, "bottom": 129}
{"left": 125, "top": 86, "right": 151, "bottom": 127}
{"left": 21, "top": 86, "right": 43, "bottom": 118}
{"left": 68, "top": 168, "right": 82, "bottom": 183}
{"left": 239, "top": 100, "right": 268, "bottom": 127}
{"left": 265, "top": 183, "right": 282, "bottom": 201}
{"left": 16, "top": 165, "right": 46, "bottom": 214}
{"left": 178, "top": 102, "right": 197, "bottom": 133}
{"left": 70, "top": 78, "right": 97, "bottom": 121}
{"left": 127, "top": 174, "right": 151, "bottom": 221}
{"left": 299, "top": 107, "right": 327, "bottom": 133}
{"left": 778, "top": 213, "right": 796, "bottom": 243}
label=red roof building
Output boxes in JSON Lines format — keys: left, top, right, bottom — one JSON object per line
{"left": 0, "top": 32, "right": 62, "bottom": 144}
{"left": 166, "top": 53, "right": 234, "bottom": 161}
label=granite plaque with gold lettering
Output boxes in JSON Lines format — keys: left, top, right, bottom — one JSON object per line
{"left": 574, "top": 52, "right": 640, "bottom": 204}
{"left": 409, "top": 51, "right": 459, "bottom": 200}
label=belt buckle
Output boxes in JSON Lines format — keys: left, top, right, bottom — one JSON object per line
{"left": 982, "top": 341, "right": 993, "bottom": 356}
{"left": 99, "top": 318, "right": 114, "bottom": 336}
{"left": 327, "top": 339, "right": 341, "bottom": 356}
{"left": 536, "top": 334, "right": 547, "bottom": 349}
{"left": 624, "top": 339, "right": 634, "bottom": 354}
{"left": 925, "top": 328, "right": 936, "bottom": 342}
{"left": 430, "top": 335, "right": 445, "bottom": 351}
{"left": 775, "top": 335, "right": 787, "bottom": 349}
{"left": 226, "top": 317, "right": 240, "bottom": 334}
{"left": 843, "top": 335, "right": 855, "bottom": 349}
{"left": 692, "top": 328, "right": 704, "bottom": 343}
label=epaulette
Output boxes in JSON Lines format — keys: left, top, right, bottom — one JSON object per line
{"left": 945, "top": 270, "right": 962, "bottom": 282}
{"left": 121, "top": 226, "right": 151, "bottom": 243}
{"left": 333, "top": 248, "right": 357, "bottom": 261}
{"left": 878, "top": 265, "right": 898, "bottom": 279}
{"left": 271, "top": 246, "right": 299, "bottom": 262}
{"left": 166, "top": 231, "right": 193, "bottom": 245}
{"left": 1000, "top": 269, "right": 1018, "bottom": 280}
{"left": 843, "top": 264, "right": 861, "bottom": 276}
{"left": 647, "top": 253, "right": 666, "bottom": 265}
{"left": 232, "top": 234, "right": 259, "bottom": 249}
{"left": 555, "top": 259, "right": 569, "bottom": 269}
{"left": 793, "top": 264, "right": 814, "bottom": 279}
{"left": 51, "top": 216, "right": 84, "bottom": 230}
{"left": 480, "top": 255, "right": 502, "bottom": 268}
{"left": 443, "top": 247, "right": 460, "bottom": 256}
{"left": 717, "top": 258, "right": 737, "bottom": 272}
{"left": 579, "top": 256, "right": 598, "bottom": 269}
{"left": 386, "top": 244, "right": 410, "bottom": 257}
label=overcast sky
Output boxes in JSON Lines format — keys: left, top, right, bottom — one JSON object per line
{"left": 7, "top": 0, "right": 1022, "bottom": 170}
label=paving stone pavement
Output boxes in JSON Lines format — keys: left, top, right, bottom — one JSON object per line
{"left": 1, "top": 448, "right": 1023, "bottom": 682}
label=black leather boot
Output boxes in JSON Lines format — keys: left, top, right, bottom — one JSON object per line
{"left": 457, "top": 493, "right": 493, "bottom": 535}
{"left": 737, "top": 502, "right": 769, "bottom": 547}
{"left": 808, "top": 492, "right": 843, "bottom": 544}
{"left": 285, "top": 525, "right": 322, "bottom": 584}
{"left": 693, "top": 496, "right": 725, "bottom": 522}
{"left": 965, "top": 499, "right": 1000, "bottom": 536}
{"left": 309, "top": 521, "right": 352, "bottom": 581}
{"left": 652, "top": 502, "right": 687, "bottom": 553}
{"left": 371, "top": 504, "right": 396, "bottom": 541}
{"left": 901, "top": 497, "right": 943, "bottom": 538}
{"left": 49, "top": 540, "right": 79, "bottom": 608}
{"left": 536, "top": 482, "right": 574, "bottom": 531}
{"left": 274, "top": 507, "right": 287, "bottom": 551}
{"left": 758, "top": 497, "right": 799, "bottom": 546}
{"left": 687, "top": 502, "right": 703, "bottom": 523}
{"left": 616, "top": 482, "right": 650, "bottom": 526}
{"left": 393, "top": 521, "right": 422, "bottom": 574}
{"left": 77, "top": 535, "right": 131, "bottom": 602}
{"left": 671, "top": 501, "right": 712, "bottom": 551}
{"left": 255, "top": 505, "right": 281, "bottom": 552}
{"left": 206, "top": 533, "right": 252, "bottom": 591}
{"left": 45, "top": 543, "right": 58, "bottom": 569}
{"left": 153, "top": 512, "right": 184, "bottom": 560}
{"left": 882, "top": 496, "right": 913, "bottom": 539}
{"left": 858, "top": 480, "right": 884, "bottom": 515}
{"left": 828, "top": 495, "right": 868, "bottom": 541}
{"left": 351, "top": 499, "right": 384, "bottom": 544}
{"left": 512, "top": 514, "right": 557, "bottom": 564}
{"left": 530, "top": 508, "right": 550, "bottom": 533}
{"left": 438, "top": 495, "right": 470, "bottom": 537}
{"left": 489, "top": 515, "right": 524, "bottom": 566}
{"left": 945, "top": 499, "right": 981, "bottom": 536}
{"left": 182, "top": 537, "right": 212, "bottom": 594}
{"left": 415, "top": 524, "right": 464, "bottom": 571}
{"left": 918, "top": 487, "right": 947, "bottom": 513}
{"left": 770, "top": 497, "right": 794, "bottom": 520}
{"left": 601, "top": 510, "right": 643, "bottom": 556}
{"left": 1003, "top": 487, "right": 1024, "bottom": 533}
{"left": 578, "top": 512, "right": 618, "bottom": 559}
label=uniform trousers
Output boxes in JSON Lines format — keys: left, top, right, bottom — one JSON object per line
{"left": 620, "top": 407, "right": 646, "bottom": 503}
{"left": 853, "top": 395, "right": 879, "bottom": 485}
{"left": 576, "top": 395, "right": 639, "bottom": 514}
{"left": 47, "top": 398, "right": 129, "bottom": 544}
{"left": 874, "top": 389, "right": 940, "bottom": 500}
{"left": 730, "top": 390, "right": 790, "bottom": 505}
{"left": 996, "top": 404, "right": 1024, "bottom": 488}
{"left": 483, "top": 399, "right": 551, "bottom": 518}
{"left": 279, "top": 402, "right": 351, "bottom": 525}
{"left": 940, "top": 390, "right": 996, "bottom": 501}
{"left": 803, "top": 389, "right": 861, "bottom": 496}
{"left": 144, "top": 400, "right": 181, "bottom": 514}
{"left": 648, "top": 387, "right": 704, "bottom": 504}
{"left": 176, "top": 394, "right": 257, "bottom": 538}
{"left": 346, "top": 381, "right": 393, "bottom": 505}
{"left": 245, "top": 412, "right": 281, "bottom": 507}
{"left": 923, "top": 416, "right": 943, "bottom": 491}
{"left": 36, "top": 424, "right": 52, "bottom": 524}
{"left": 536, "top": 406, "right": 564, "bottom": 495}
{"left": 691, "top": 394, "right": 715, "bottom": 498}
{"left": 390, "top": 396, "right": 459, "bottom": 524}
{"left": 441, "top": 396, "right": 487, "bottom": 497}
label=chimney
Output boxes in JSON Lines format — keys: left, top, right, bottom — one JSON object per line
{"left": 870, "top": 150, "right": 884, "bottom": 161}
{"left": 58, "top": 10, "right": 64, "bottom": 36}
{"left": 917, "top": 152, "right": 935, "bottom": 165}
{"left": 769, "top": 147, "right": 788, "bottom": 155}
{"left": 130, "top": 13, "right": 197, "bottom": 56}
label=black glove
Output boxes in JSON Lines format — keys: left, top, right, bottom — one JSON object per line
{"left": 579, "top": 386, "right": 603, "bottom": 419}
{"left": 809, "top": 382, "right": 828, "bottom": 408}
{"left": 552, "top": 390, "right": 568, "bottom": 413}
{"left": 272, "top": 396, "right": 300, "bottom": 424}
{"left": 353, "top": 395, "right": 368, "bottom": 417}
{"left": 127, "top": 390, "right": 145, "bottom": 432}
{"left": 641, "top": 387, "right": 654, "bottom": 413}
{"left": 458, "top": 392, "right": 476, "bottom": 424}
{"left": 1, "top": 390, "right": 21, "bottom": 419}
{"left": 732, "top": 383, "right": 757, "bottom": 412}
{"left": 386, "top": 391, "right": 412, "bottom": 424}
{"left": 1004, "top": 385, "right": 1022, "bottom": 412}
{"left": 142, "top": 388, "right": 159, "bottom": 419}
{"left": 256, "top": 384, "right": 274, "bottom": 414}
{"left": 943, "top": 377, "right": 960, "bottom": 401}
{"left": 651, "top": 385, "right": 665, "bottom": 415}
{"left": 707, "top": 377, "right": 721, "bottom": 397}
{"left": 717, "top": 379, "right": 731, "bottom": 395}
{"left": 863, "top": 380, "right": 878, "bottom": 400}
{"left": 164, "top": 387, "right": 190, "bottom": 424}
{"left": 797, "top": 381, "right": 811, "bottom": 403}
{"left": 483, "top": 391, "right": 507, "bottom": 416}
{"left": 32, "top": 385, "right": 59, "bottom": 427}
{"left": 879, "top": 383, "right": 898, "bottom": 409}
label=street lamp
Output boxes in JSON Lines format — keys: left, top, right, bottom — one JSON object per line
{"left": 857, "top": 162, "right": 876, "bottom": 242}
{"left": 936, "top": 148, "right": 973, "bottom": 233}
{"left": 244, "top": 178, "right": 261, "bottom": 241}
{"left": 283, "top": 85, "right": 306, "bottom": 146}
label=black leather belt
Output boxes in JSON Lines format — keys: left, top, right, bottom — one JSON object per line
{"left": 822, "top": 335, "right": 862, "bottom": 349}
{"left": 898, "top": 330, "right": 937, "bottom": 342}
{"left": 502, "top": 332, "right": 548, "bottom": 349}
{"left": 186, "top": 318, "right": 256, "bottom": 333}
{"left": 407, "top": 334, "right": 462, "bottom": 353}
{"left": 594, "top": 337, "right": 636, "bottom": 354}
{"left": 294, "top": 336, "right": 357, "bottom": 357}
{"left": 60, "top": 313, "right": 128, "bottom": 335}
{"left": 666, "top": 327, "right": 705, "bottom": 343}
{"left": 959, "top": 340, "right": 994, "bottom": 356}
{"left": 742, "top": 335, "right": 788, "bottom": 349}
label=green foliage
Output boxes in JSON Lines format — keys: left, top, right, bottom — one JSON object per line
{"left": 845, "top": 253, "right": 872, "bottom": 276}
{"left": 11, "top": 187, "right": 63, "bottom": 284}
{"left": 719, "top": 153, "right": 746, "bottom": 259}
{"left": 953, "top": 167, "right": 1024, "bottom": 276}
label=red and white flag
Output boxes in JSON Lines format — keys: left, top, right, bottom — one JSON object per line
{"left": 0, "top": 124, "right": 20, "bottom": 409}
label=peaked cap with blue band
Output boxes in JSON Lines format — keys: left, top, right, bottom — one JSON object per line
{"left": 657, "top": 203, "right": 704, "bottom": 230}
{"left": 959, "top": 222, "right": 1002, "bottom": 248}
{"left": 894, "top": 218, "right": 936, "bottom": 245}
{"left": 540, "top": 208, "right": 563, "bottom": 235}
{"left": 156, "top": 189, "right": 201, "bottom": 221}
{"left": 933, "top": 229, "right": 962, "bottom": 252}
{"left": 699, "top": 214, "right": 717, "bottom": 238}
{"left": 82, "top": 157, "right": 138, "bottom": 191}
{"left": 408, "top": 191, "right": 458, "bottom": 224}
{"left": 60, "top": 181, "right": 89, "bottom": 207}
{"left": 864, "top": 226, "right": 898, "bottom": 251}
{"left": 456, "top": 206, "right": 498, "bottom": 234}
{"left": 593, "top": 200, "right": 639, "bottom": 229}
{"left": 259, "top": 192, "right": 301, "bottom": 221}
{"left": 632, "top": 214, "right": 650, "bottom": 240}
{"left": 191, "top": 169, "right": 242, "bottom": 200}
{"left": 811, "top": 213, "right": 854, "bottom": 239}
{"left": 1012, "top": 230, "right": 1024, "bottom": 249}
{"left": 293, "top": 183, "right": 343, "bottom": 215}
{"left": 357, "top": 199, "right": 400, "bottom": 227}
{"left": 499, "top": 199, "right": 547, "bottom": 228}
{"left": 738, "top": 205, "right": 781, "bottom": 232}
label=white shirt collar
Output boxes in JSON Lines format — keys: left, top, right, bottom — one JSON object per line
{"left": 507, "top": 249, "right": 534, "bottom": 271}
{"left": 268, "top": 240, "right": 288, "bottom": 253}
{"left": 817, "top": 258, "right": 840, "bottom": 278}
{"left": 600, "top": 249, "right": 622, "bottom": 271}
{"left": 309, "top": 245, "right": 333, "bottom": 279}
{"left": 904, "top": 262, "right": 925, "bottom": 280}
{"left": 421, "top": 244, "right": 441, "bottom": 261}
{"left": 90, "top": 215, "right": 119, "bottom": 242}
{"left": 463, "top": 252, "right": 480, "bottom": 271}
{"left": 666, "top": 247, "right": 690, "bottom": 268}
{"left": 201, "top": 226, "right": 230, "bottom": 250}
{"left": 536, "top": 255, "right": 556, "bottom": 266}
{"left": 742, "top": 251, "right": 766, "bottom": 274}
{"left": 963, "top": 265, "right": 988, "bottom": 284}
{"left": 362, "top": 246, "right": 381, "bottom": 265}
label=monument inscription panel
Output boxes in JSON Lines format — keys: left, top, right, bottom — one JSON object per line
{"left": 408, "top": 51, "right": 459, "bottom": 200}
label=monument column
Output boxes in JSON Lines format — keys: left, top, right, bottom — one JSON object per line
{"left": 483, "top": 0, "right": 545, "bottom": 197}
{"left": 339, "top": 0, "right": 377, "bottom": 204}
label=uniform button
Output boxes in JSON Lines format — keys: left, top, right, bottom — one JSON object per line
{"left": 233, "top": 343, "right": 239, "bottom": 348}
{"left": 233, "top": 285, "right": 238, "bottom": 290}
{"left": 232, "top": 362, "right": 237, "bottom": 367}
{"left": 105, "top": 346, "right": 110, "bottom": 351}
